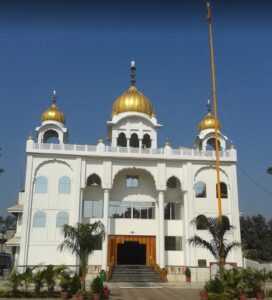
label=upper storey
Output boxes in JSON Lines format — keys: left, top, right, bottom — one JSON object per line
{"left": 107, "top": 61, "right": 162, "bottom": 149}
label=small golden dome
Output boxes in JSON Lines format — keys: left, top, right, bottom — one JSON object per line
{"left": 41, "top": 91, "right": 65, "bottom": 124}
{"left": 198, "top": 100, "right": 221, "bottom": 132}
{"left": 198, "top": 112, "right": 221, "bottom": 131}
{"left": 112, "top": 85, "right": 153, "bottom": 116}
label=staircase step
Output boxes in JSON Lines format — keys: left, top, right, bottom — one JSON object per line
{"left": 110, "top": 265, "right": 162, "bottom": 283}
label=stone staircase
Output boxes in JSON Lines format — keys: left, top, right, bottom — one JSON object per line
{"left": 110, "top": 265, "right": 162, "bottom": 282}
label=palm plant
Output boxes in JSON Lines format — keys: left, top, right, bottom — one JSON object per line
{"left": 59, "top": 222, "right": 105, "bottom": 290}
{"left": 188, "top": 217, "right": 240, "bottom": 276}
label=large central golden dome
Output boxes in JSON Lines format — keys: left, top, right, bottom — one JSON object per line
{"left": 41, "top": 91, "right": 65, "bottom": 124}
{"left": 112, "top": 61, "right": 154, "bottom": 117}
{"left": 112, "top": 85, "right": 153, "bottom": 116}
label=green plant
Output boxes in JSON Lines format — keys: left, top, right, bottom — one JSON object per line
{"left": 21, "top": 266, "right": 34, "bottom": 292}
{"left": 70, "top": 273, "right": 81, "bottom": 295}
{"left": 204, "top": 277, "right": 225, "bottom": 294}
{"left": 185, "top": 267, "right": 191, "bottom": 278}
{"left": 59, "top": 270, "right": 72, "bottom": 293}
{"left": 32, "top": 269, "right": 45, "bottom": 296}
{"left": 91, "top": 276, "right": 103, "bottom": 294}
{"left": 42, "top": 264, "right": 66, "bottom": 292}
{"left": 59, "top": 222, "right": 105, "bottom": 291}
{"left": 188, "top": 217, "right": 240, "bottom": 277}
{"left": 8, "top": 268, "right": 22, "bottom": 294}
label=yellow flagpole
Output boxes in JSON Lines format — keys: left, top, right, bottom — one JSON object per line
{"left": 206, "top": 1, "right": 222, "bottom": 223}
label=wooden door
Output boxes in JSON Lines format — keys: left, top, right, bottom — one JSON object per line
{"left": 107, "top": 235, "right": 156, "bottom": 266}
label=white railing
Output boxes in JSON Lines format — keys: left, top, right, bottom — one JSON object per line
{"left": 30, "top": 143, "right": 233, "bottom": 159}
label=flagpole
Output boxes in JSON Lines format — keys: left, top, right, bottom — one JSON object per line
{"left": 206, "top": 1, "right": 222, "bottom": 223}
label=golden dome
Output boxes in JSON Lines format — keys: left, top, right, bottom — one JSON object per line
{"left": 112, "top": 85, "right": 153, "bottom": 116}
{"left": 41, "top": 91, "right": 65, "bottom": 124}
{"left": 198, "top": 101, "right": 221, "bottom": 132}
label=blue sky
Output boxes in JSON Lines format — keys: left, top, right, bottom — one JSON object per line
{"left": 0, "top": 0, "right": 272, "bottom": 218}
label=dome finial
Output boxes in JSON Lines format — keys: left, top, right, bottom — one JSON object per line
{"left": 207, "top": 99, "right": 211, "bottom": 113}
{"left": 52, "top": 90, "right": 57, "bottom": 104}
{"left": 130, "top": 61, "right": 136, "bottom": 86}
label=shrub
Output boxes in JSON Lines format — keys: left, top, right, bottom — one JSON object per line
{"left": 91, "top": 276, "right": 104, "bottom": 294}
{"left": 8, "top": 268, "right": 22, "bottom": 294}
{"left": 204, "top": 277, "right": 224, "bottom": 294}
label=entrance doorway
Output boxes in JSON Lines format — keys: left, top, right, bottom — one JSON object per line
{"left": 117, "top": 241, "right": 146, "bottom": 265}
{"left": 108, "top": 235, "right": 156, "bottom": 266}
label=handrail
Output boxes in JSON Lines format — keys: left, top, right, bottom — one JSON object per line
{"left": 152, "top": 262, "right": 168, "bottom": 282}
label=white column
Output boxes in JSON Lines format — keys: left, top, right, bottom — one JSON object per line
{"left": 158, "top": 191, "right": 165, "bottom": 268}
{"left": 102, "top": 189, "right": 110, "bottom": 270}
{"left": 139, "top": 139, "right": 142, "bottom": 148}
{"left": 183, "top": 191, "right": 190, "bottom": 266}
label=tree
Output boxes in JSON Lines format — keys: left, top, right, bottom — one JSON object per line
{"left": 240, "top": 214, "right": 272, "bottom": 261}
{"left": 188, "top": 217, "right": 240, "bottom": 276}
{"left": 59, "top": 222, "right": 105, "bottom": 290}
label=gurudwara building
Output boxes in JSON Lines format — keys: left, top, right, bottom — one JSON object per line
{"left": 7, "top": 62, "right": 243, "bottom": 281}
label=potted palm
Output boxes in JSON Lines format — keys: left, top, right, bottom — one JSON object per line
{"left": 185, "top": 267, "right": 191, "bottom": 283}
{"left": 237, "top": 281, "right": 248, "bottom": 300}
{"left": 59, "top": 271, "right": 71, "bottom": 300}
{"left": 59, "top": 222, "right": 105, "bottom": 292}
{"left": 76, "top": 288, "right": 84, "bottom": 300}
{"left": 91, "top": 276, "right": 103, "bottom": 300}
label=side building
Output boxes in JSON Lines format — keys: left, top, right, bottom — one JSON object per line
{"left": 7, "top": 64, "right": 243, "bottom": 281}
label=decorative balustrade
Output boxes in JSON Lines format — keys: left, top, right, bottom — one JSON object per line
{"left": 31, "top": 143, "right": 234, "bottom": 160}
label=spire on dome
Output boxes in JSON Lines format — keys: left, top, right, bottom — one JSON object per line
{"left": 52, "top": 90, "right": 57, "bottom": 104}
{"left": 130, "top": 61, "right": 136, "bottom": 86}
{"left": 207, "top": 99, "right": 211, "bottom": 113}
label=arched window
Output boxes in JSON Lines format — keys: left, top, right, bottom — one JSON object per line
{"left": 194, "top": 181, "right": 207, "bottom": 198}
{"left": 196, "top": 215, "right": 208, "bottom": 230}
{"left": 33, "top": 211, "right": 46, "bottom": 228}
{"left": 167, "top": 177, "right": 177, "bottom": 189}
{"left": 43, "top": 130, "right": 59, "bottom": 144}
{"left": 58, "top": 176, "right": 71, "bottom": 194}
{"left": 206, "top": 138, "right": 221, "bottom": 151}
{"left": 34, "top": 176, "right": 48, "bottom": 194}
{"left": 87, "top": 174, "right": 101, "bottom": 187}
{"left": 130, "top": 133, "right": 139, "bottom": 148}
{"left": 216, "top": 182, "right": 228, "bottom": 198}
{"left": 142, "top": 134, "right": 151, "bottom": 148}
{"left": 117, "top": 132, "right": 126, "bottom": 147}
{"left": 56, "top": 211, "right": 69, "bottom": 228}
{"left": 222, "top": 215, "right": 230, "bottom": 230}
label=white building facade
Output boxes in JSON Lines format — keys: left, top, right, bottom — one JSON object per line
{"left": 8, "top": 64, "right": 243, "bottom": 281}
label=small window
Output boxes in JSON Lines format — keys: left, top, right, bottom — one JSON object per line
{"left": 87, "top": 174, "right": 101, "bottom": 187}
{"left": 196, "top": 215, "right": 208, "bottom": 230}
{"left": 58, "top": 176, "right": 71, "bottom": 194}
{"left": 33, "top": 211, "right": 46, "bottom": 228}
{"left": 34, "top": 176, "right": 48, "bottom": 194}
{"left": 167, "top": 177, "right": 177, "bottom": 189}
{"left": 222, "top": 215, "right": 230, "bottom": 230}
{"left": 117, "top": 132, "right": 126, "bottom": 147}
{"left": 165, "top": 236, "right": 182, "bottom": 251}
{"left": 164, "top": 203, "right": 181, "bottom": 220}
{"left": 195, "top": 182, "right": 206, "bottom": 198}
{"left": 83, "top": 200, "right": 103, "bottom": 218}
{"left": 142, "top": 134, "right": 151, "bottom": 148}
{"left": 216, "top": 182, "right": 228, "bottom": 198}
{"left": 126, "top": 176, "right": 139, "bottom": 188}
{"left": 130, "top": 133, "right": 139, "bottom": 148}
{"left": 56, "top": 211, "right": 69, "bottom": 228}
{"left": 92, "top": 236, "right": 102, "bottom": 250}
{"left": 198, "top": 259, "right": 207, "bottom": 267}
